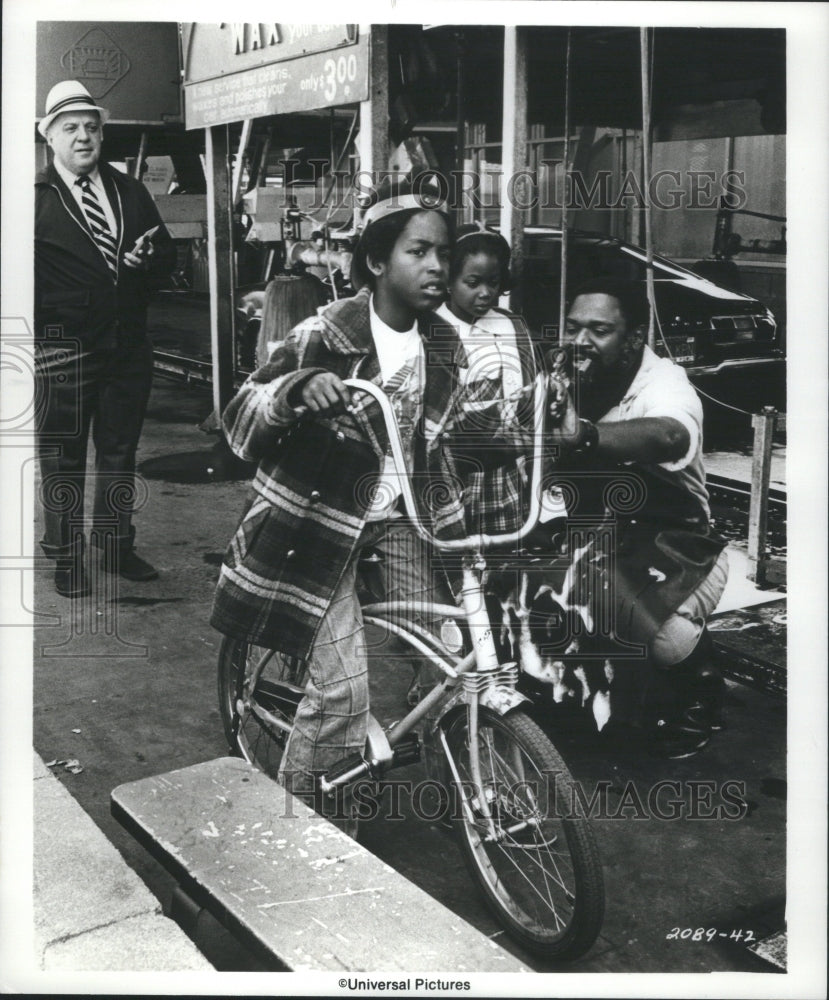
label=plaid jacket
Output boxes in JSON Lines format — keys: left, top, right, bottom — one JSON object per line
{"left": 211, "top": 288, "right": 496, "bottom": 658}
{"left": 456, "top": 310, "right": 537, "bottom": 536}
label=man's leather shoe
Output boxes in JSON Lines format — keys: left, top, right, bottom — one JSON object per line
{"left": 684, "top": 663, "right": 726, "bottom": 732}
{"left": 54, "top": 562, "right": 91, "bottom": 598}
{"left": 648, "top": 629, "right": 727, "bottom": 746}
{"left": 102, "top": 547, "right": 158, "bottom": 582}
{"left": 648, "top": 711, "right": 711, "bottom": 759}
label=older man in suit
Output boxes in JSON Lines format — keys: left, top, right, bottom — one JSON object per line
{"left": 35, "top": 80, "right": 174, "bottom": 596}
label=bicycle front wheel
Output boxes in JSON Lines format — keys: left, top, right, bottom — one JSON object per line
{"left": 217, "top": 636, "right": 308, "bottom": 779}
{"left": 442, "top": 708, "right": 604, "bottom": 961}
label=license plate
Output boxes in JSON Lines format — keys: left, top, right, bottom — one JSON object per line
{"left": 664, "top": 338, "right": 695, "bottom": 363}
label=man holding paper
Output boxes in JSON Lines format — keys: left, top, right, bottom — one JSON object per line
{"left": 35, "top": 80, "right": 174, "bottom": 595}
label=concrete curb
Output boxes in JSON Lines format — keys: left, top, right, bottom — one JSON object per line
{"left": 32, "top": 751, "right": 212, "bottom": 972}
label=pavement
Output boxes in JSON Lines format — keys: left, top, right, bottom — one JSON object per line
{"left": 705, "top": 443, "right": 786, "bottom": 493}
{"left": 21, "top": 369, "right": 792, "bottom": 979}
{"left": 32, "top": 750, "right": 212, "bottom": 973}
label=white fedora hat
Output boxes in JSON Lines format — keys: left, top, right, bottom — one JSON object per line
{"left": 38, "top": 80, "right": 110, "bottom": 138}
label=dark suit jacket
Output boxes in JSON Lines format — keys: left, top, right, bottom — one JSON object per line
{"left": 35, "top": 160, "right": 174, "bottom": 349}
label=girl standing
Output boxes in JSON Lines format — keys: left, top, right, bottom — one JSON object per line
{"left": 435, "top": 223, "right": 537, "bottom": 535}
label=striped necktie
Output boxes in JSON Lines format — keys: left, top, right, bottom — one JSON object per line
{"left": 76, "top": 175, "right": 118, "bottom": 276}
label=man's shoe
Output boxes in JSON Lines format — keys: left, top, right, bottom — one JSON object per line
{"left": 645, "top": 629, "right": 726, "bottom": 753}
{"left": 102, "top": 547, "right": 158, "bottom": 582}
{"left": 684, "top": 662, "right": 726, "bottom": 732}
{"left": 54, "top": 561, "right": 91, "bottom": 598}
{"left": 648, "top": 711, "right": 711, "bottom": 759}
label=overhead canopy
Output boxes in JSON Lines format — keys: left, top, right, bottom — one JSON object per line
{"left": 423, "top": 25, "right": 786, "bottom": 136}
{"left": 35, "top": 21, "right": 182, "bottom": 127}
{"left": 48, "top": 24, "right": 785, "bottom": 185}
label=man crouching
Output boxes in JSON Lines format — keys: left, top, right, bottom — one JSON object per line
{"left": 535, "top": 277, "right": 729, "bottom": 758}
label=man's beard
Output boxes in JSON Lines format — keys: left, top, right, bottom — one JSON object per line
{"left": 572, "top": 350, "right": 641, "bottom": 422}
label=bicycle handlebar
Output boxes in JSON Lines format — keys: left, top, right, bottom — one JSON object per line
{"left": 343, "top": 374, "right": 549, "bottom": 553}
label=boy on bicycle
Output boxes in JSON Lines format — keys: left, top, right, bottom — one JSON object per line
{"left": 211, "top": 178, "right": 520, "bottom": 828}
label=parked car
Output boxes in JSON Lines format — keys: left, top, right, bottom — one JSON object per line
{"left": 149, "top": 226, "right": 784, "bottom": 420}
{"left": 516, "top": 227, "right": 785, "bottom": 414}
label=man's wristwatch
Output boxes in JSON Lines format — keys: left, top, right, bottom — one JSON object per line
{"left": 573, "top": 418, "right": 599, "bottom": 453}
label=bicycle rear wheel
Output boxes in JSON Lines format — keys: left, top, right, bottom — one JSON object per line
{"left": 442, "top": 707, "right": 604, "bottom": 961}
{"left": 217, "top": 636, "right": 308, "bottom": 779}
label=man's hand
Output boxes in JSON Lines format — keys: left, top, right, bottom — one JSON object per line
{"left": 299, "top": 372, "right": 351, "bottom": 416}
{"left": 547, "top": 372, "right": 581, "bottom": 448}
{"left": 122, "top": 239, "right": 155, "bottom": 271}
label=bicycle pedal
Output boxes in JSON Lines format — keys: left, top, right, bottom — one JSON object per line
{"left": 319, "top": 753, "right": 372, "bottom": 793}
{"left": 391, "top": 733, "right": 421, "bottom": 767}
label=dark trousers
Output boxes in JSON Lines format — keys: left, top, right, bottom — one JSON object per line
{"left": 35, "top": 338, "right": 154, "bottom": 558}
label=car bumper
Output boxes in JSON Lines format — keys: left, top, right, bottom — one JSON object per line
{"left": 689, "top": 356, "right": 785, "bottom": 415}
{"left": 685, "top": 356, "right": 784, "bottom": 377}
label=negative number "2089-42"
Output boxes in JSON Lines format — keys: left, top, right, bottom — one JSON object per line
{"left": 666, "top": 928, "right": 756, "bottom": 943}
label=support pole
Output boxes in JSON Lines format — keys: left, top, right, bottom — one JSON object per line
{"left": 357, "top": 25, "right": 389, "bottom": 197}
{"left": 257, "top": 126, "right": 273, "bottom": 189}
{"left": 628, "top": 137, "right": 642, "bottom": 245}
{"left": 205, "top": 125, "right": 236, "bottom": 418}
{"left": 132, "top": 130, "right": 148, "bottom": 179}
{"left": 500, "top": 26, "right": 528, "bottom": 314}
{"left": 558, "top": 29, "right": 572, "bottom": 345}
{"left": 747, "top": 406, "right": 777, "bottom": 586}
{"left": 232, "top": 118, "right": 254, "bottom": 206}
{"left": 640, "top": 27, "right": 656, "bottom": 350}
{"left": 454, "top": 29, "right": 466, "bottom": 227}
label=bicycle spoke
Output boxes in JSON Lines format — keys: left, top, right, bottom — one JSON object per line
{"left": 467, "top": 790, "right": 571, "bottom": 931}
{"left": 219, "top": 639, "right": 307, "bottom": 780}
{"left": 445, "top": 708, "right": 603, "bottom": 957}
{"left": 487, "top": 795, "right": 572, "bottom": 923}
{"left": 488, "top": 829, "right": 572, "bottom": 929}
{"left": 460, "top": 733, "right": 567, "bottom": 925}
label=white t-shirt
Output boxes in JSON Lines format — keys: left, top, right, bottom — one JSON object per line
{"left": 364, "top": 296, "right": 424, "bottom": 521}
{"left": 599, "top": 345, "right": 710, "bottom": 518}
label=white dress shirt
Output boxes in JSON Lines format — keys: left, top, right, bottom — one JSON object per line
{"left": 435, "top": 302, "right": 524, "bottom": 400}
{"left": 53, "top": 159, "right": 119, "bottom": 238}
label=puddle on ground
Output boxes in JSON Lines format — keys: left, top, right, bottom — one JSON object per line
{"left": 202, "top": 552, "right": 225, "bottom": 566}
{"left": 760, "top": 778, "right": 786, "bottom": 800}
{"left": 108, "top": 596, "right": 184, "bottom": 607}
{"left": 138, "top": 451, "right": 253, "bottom": 484}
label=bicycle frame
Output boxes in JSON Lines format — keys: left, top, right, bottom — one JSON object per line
{"left": 222, "top": 368, "right": 607, "bottom": 959}
{"left": 346, "top": 374, "right": 548, "bottom": 663}
{"left": 315, "top": 375, "right": 551, "bottom": 837}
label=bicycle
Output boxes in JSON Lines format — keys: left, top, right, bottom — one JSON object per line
{"left": 217, "top": 374, "right": 605, "bottom": 962}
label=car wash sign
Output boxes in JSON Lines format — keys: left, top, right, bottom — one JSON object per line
{"left": 36, "top": 22, "right": 181, "bottom": 124}
{"left": 182, "top": 23, "right": 368, "bottom": 129}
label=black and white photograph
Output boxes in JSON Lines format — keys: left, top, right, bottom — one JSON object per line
{"left": 1, "top": 2, "right": 826, "bottom": 996}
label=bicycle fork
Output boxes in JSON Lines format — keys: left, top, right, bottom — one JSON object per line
{"left": 437, "top": 562, "right": 535, "bottom": 841}
{"left": 318, "top": 562, "right": 530, "bottom": 819}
